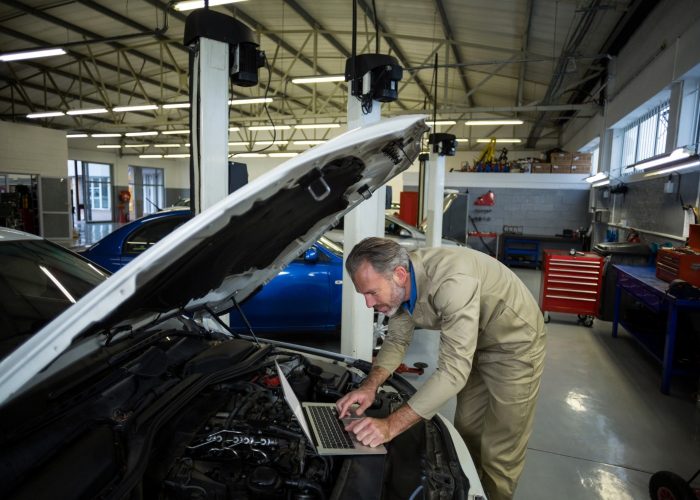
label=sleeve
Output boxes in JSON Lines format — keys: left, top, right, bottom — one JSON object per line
{"left": 407, "top": 274, "right": 480, "bottom": 419}
{"left": 373, "top": 310, "right": 415, "bottom": 375}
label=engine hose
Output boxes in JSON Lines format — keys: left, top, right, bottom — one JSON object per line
{"left": 286, "top": 478, "right": 326, "bottom": 500}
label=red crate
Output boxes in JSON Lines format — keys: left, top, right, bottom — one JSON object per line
{"left": 539, "top": 250, "right": 604, "bottom": 322}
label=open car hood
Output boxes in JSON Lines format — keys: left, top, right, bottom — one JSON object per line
{"left": 0, "top": 115, "right": 428, "bottom": 404}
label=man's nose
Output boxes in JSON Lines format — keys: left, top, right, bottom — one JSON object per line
{"left": 364, "top": 294, "right": 375, "bottom": 308}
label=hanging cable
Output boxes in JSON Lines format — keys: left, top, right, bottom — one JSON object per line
{"left": 371, "top": 0, "right": 379, "bottom": 53}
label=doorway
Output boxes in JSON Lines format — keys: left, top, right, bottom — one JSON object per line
{"left": 0, "top": 173, "right": 40, "bottom": 235}
{"left": 67, "top": 160, "right": 114, "bottom": 224}
{"left": 128, "top": 166, "right": 165, "bottom": 219}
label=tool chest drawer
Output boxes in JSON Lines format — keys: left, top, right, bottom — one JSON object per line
{"left": 539, "top": 250, "right": 604, "bottom": 318}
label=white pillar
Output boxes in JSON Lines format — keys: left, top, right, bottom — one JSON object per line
{"left": 193, "top": 37, "right": 230, "bottom": 213}
{"left": 340, "top": 99, "right": 383, "bottom": 361}
{"left": 425, "top": 153, "right": 445, "bottom": 247}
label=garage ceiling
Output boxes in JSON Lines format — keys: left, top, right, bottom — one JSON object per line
{"left": 0, "top": 0, "right": 658, "bottom": 154}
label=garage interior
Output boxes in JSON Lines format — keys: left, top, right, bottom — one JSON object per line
{"left": 1, "top": 0, "right": 700, "bottom": 499}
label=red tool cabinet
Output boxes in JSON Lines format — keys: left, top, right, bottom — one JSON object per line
{"left": 539, "top": 249, "right": 604, "bottom": 326}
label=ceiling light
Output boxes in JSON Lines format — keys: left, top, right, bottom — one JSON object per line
{"left": 254, "top": 140, "right": 289, "bottom": 146}
{"left": 0, "top": 48, "right": 66, "bottom": 62}
{"left": 294, "top": 123, "right": 341, "bottom": 129}
{"left": 27, "top": 111, "right": 64, "bottom": 119}
{"left": 112, "top": 104, "right": 158, "bottom": 112}
{"left": 291, "top": 75, "right": 345, "bottom": 84}
{"left": 139, "top": 154, "right": 163, "bottom": 159}
{"left": 476, "top": 138, "right": 522, "bottom": 143}
{"left": 466, "top": 120, "right": 524, "bottom": 126}
{"left": 154, "top": 144, "right": 181, "bottom": 148}
{"left": 229, "top": 127, "right": 240, "bottom": 132}
{"left": 164, "top": 154, "right": 191, "bottom": 158}
{"left": 91, "top": 133, "right": 122, "bottom": 138}
{"left": 162, "top": 102, "right": 190, "bottom": 109}
{"left": 126, "top": 131, "right": 158, "bottom": 137}
{"left": 632, "top": 148, "right": 691, "bottom": 172}
{"left": 643, "top": 156, "right": 700, "bottom": 177}
{"left": 66, "top": 134, "right": 88, "bottom": 138}
{"left": 585, "top": 172, "right": 608, "bottom": 183}
{"left": 426, "top": 120, "right": 457, "bottom": 126}
{"left": 228, "top": 142, "right": 249, "bottom": 146}
{"left": 174, "top": 0, "right": 246, "bottom": 11}
{"left": 248, "top": 125, "right": 290, "bottom": 131}
{"left": 229, "top": 98, "right": 273, "bottom": 105}
{"left": 592, "top": 179, "right": 611, "bottom": 188}
{"left": 123, "top": 144, "right": 149, "bottom": 148}
{"left": 97, "top": 145, "right": 121, "bottom": 149}
{"left": 66, "top": 108, "right": 109, "bottom": 116}
{"left": 234, "top": 153, "right": 268, "bottom": 158}
{"left": 293, "top": 140, "right": 327, "bottom": 145}
{"left": 161, "top": 129, "right": 189, "bottom": 135}
{"left": 455, "top": 138, "right": 469, "bottom": 142}
{"left": 268, "top": 152, "right": 299, "bottom": 157}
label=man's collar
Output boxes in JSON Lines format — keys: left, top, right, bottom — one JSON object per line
{"left": 402, "top": 260, "right": 417, "bottom": 315}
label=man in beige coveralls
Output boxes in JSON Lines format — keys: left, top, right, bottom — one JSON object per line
{"left": 336, "top": 237, "right": 546, "bottom": 500}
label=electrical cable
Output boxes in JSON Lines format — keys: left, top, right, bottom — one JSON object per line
{"left": 469, "top": 216, "right": 496, "bottom": 256}
{"left": 241, "top": 54, "right": 276, "bottom": 155}
{"left": 371, "top": 0, "right": 379, "bottom": 53}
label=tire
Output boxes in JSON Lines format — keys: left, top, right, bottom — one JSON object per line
{"left": 373, "top": 312, "right": 388, "bottom": 349}
{"left": 649, "top": 470, "right": 695, "bottom": 500}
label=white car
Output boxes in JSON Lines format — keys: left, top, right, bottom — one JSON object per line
{"left": 0, "top": 116, "right": 484, "bottom": 500}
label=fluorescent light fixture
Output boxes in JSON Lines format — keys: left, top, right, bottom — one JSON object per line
{"left": 164, "top": 154, "right": 191, "bottom": 158}
{"left": 154, "top": 143, "right": 181, "bottom": 148}
{"left": 139, "top": 154, "right": 163, "bottom": 159}
{"left": 162, "top": 102, "right": 190, "bottom": 109}
{"left": 293, "top": 140, "right": 327, "bottom": 145}
{"left": 97, "top": 145, "right": 121, "bottom": 149}
{"left": 228, "top": 142, "right": 249, "bottom": 146}
{"left": 584, "top": 172, "right": 608, "bottom": 183}
{"left": 643, "top": 157, "right": 700, "bottom": 177}
{"left": 476, "top": 138, "right": 522, "bottom": 143}
{"left": 456, "top": 138, "right": 469, "bottom": 142}
{"left": 0, "top": 48, "right": 66, "bottom": 62}
{"left": 27, "top": 111, "right": 64, "bottom": 119}
{"left": 426, "top": 120, "right": 457, "bottom": 126}
{"left": 268, "top": 152, "right": 299, "bottom": 157}
{"left": 126, "top": 131, "right": 158, "bottom": 137}
{"left": 123, "top": 144, "right": 149, "bottom": 148}
{"left": 632, "top": 148, "right": 691, "bottom": 172}
{"left": 234, "top": 153, "right": 268, "bottom": 158}
{"left": 112, "top": 104, "right": 158, "bottom": 112}
{"left": 229, "top": 127, "right": 240, "bottom": 132}
{"left": 66, "top": 134, "right": 88, "bottom": 138}
{"left": 294, "top": 123, "right": 341, "bottom": 129}
{"left": 592, "top": 179, "right": 611, "bottom": 187}
{"left": 161, "top": 129, "right": 189, "bottom": 135}
{"left": 229, "top": 98, "right": 273, "bottom": 105}
{"left": 291, "top": 75, "right": 345, "bottom": 84}
{"left": 174, "top": 0, "right": 246, "bottom": 11}
{"left": 248, "top": 125, "right": 291, "bottom": 131}
{"left": 91, "top": 133, "right": 122, "bottom": 138}
{"left": 66, "top": 108, "right": 108, "bottom": 116}
{"left": 466, "top": 120, "right": 524, "bottom": 126}
{"left": 254, "top": 140, "right": 289, "bottom": 146}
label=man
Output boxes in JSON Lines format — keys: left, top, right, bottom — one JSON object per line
{"left": 336, "top": 237, "right": 546, "bottom": 500}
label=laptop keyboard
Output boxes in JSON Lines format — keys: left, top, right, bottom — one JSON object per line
{"left": 307, "top": 406, "right": 355, "bottom": 449}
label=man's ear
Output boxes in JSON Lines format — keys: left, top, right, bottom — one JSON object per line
{"left": 393, "top": 265, "right": 408, "bottom": 285}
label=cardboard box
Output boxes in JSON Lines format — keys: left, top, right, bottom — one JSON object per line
{"left": 570, "top": 164, "right": 592, "bottom": 174}
{"left": 571, "top": 152, "right": 592, "bottom": 163}
{"left": 550, "top": 152, "right": 572, "bottom": 165}
{"left": 551, "top": 164, "right": 572, "bottom": 173}
{"left": 532, "top": 163, "right": 551, "bottom": 174}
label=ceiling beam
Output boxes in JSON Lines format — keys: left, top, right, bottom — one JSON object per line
{"left": 517, "top": 0, "right": 535, "bottom": 107}
{"left": 434, "top": 0, "right": 472, "bottom": 106}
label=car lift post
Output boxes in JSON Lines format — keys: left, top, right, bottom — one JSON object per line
{"left": 339, "top": 86, "right": 384, "bottom": 362}
{"left": 425, "top": 145, "right": 445, "bottom": 248}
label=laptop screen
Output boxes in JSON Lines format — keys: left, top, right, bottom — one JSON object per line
{"left": 275, "top": 360, "right": 316, "bottom": 448}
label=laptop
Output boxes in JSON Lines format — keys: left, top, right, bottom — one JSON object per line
{"left": 274, "top": 361, "right": 387, "bottom": 456}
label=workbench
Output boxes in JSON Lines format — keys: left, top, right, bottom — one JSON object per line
{"left": 612, "top": 264, "right": 700, "bottom": 394}
{"left": 499, "top": 233, "right": 584, "bottom": 268}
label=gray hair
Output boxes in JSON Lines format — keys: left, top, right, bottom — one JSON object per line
{"left": 345, "top": 237, "right": 410, "bottom": 278}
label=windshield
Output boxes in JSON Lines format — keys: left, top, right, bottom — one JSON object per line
{"left": 0, "top": 240, "right": 108, "bottom": 359}
{"left": 317, "top": 236, "right": 343, "bottom": 257}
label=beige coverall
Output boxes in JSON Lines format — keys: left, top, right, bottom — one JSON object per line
{"left": 374, "top": 247, "right": 547, "bottom": 500}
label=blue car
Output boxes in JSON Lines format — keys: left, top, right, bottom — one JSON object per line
{"left": 78, "top": 210, "right": 344, "bottom": 332}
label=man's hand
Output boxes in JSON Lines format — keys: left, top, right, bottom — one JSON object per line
{"left": 335, "top": 386, "right": 376, "bottom": 419}
{"left": 344, "top": 417, "right": 391, "bottom": 447}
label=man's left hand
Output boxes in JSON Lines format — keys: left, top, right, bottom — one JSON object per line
{"left": 344, "top": 417, "right": 391, "bottom": 447}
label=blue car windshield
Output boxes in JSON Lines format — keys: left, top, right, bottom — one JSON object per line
{"left": 0, "top": 240, "right": 108, "bottom": 360}
{"left": 317, "top": 236, "right": 342, "bottom": 257}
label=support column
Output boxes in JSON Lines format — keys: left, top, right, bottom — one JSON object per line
{"left": 425, "top": 153, "right": 445, "bottom": 247}
{"left": 193, "top": 37, "right": 230, "bottom": 213}
{"left": 340, "top": 98, "right": 383, "bottom": 361}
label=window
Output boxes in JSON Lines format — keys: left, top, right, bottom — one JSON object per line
{"left": 123, "top": 215, "right": 190, "bottom": 255}
{"left": 619, "top": 102, "right": 670, "bottom": 168}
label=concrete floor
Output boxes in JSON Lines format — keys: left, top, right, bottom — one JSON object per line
{"left": 266, "top": 268, "right": 700, "bottom": 500}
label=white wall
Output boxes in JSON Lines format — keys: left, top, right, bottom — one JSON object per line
{"left": 0, "top": 121, "right": 67, "bottom": 176}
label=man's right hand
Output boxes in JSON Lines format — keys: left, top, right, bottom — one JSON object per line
{"left": 336, "top": 386, "right": 376, "bottom": 419}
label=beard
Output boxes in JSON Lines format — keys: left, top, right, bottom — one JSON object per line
{"left": 382, "top": 279, "right": 407, "bottom": 318}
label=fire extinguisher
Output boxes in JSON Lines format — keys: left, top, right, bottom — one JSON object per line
{"left": 118, "top": 190, "right": 131, "bottom": 223}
